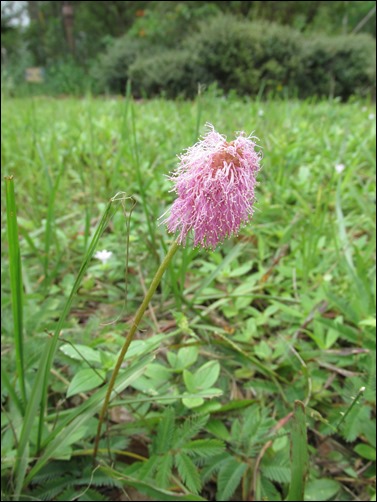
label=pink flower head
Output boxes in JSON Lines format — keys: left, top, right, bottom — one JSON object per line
{"left": 161, "top": 123, "right": 261, "bottom": 249}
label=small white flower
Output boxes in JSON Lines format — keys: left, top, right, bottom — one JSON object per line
{"left": 368, "top": 113, "right": 375, "bottom": 121}
{"left": 258, "top": 109, "right": 264, "bottom": 117}
{"left": 335, "top": 163, "right": 345, "bottom": 174}
{"left": 95, "top": 250, "right": 113, "bottom": 264}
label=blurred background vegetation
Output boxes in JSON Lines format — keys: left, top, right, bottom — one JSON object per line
{"left": 1, "top": 1, "right": 376, "bottom": 99}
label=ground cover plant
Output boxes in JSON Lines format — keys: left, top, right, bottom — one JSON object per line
{"left": 1, "top": 92, "right": 376, "bottom": 501}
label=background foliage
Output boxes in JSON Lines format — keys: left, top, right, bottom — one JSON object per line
{"left": 1, "top": 1, "right": 376, "bottom": 98}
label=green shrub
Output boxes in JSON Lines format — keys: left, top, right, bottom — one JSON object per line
{"left": 128, "top": 49, "right": 203, "bottom": 98}
{"left": 91, "top": 36, "right": 150, "bottom": 94}
{"left": 298, "top": 34, "right": 376, "bottom": 99}
{"left": 183, "top": 15, "right": 262, "bottom": 95}
{"left": 183, "top": 16, "right": 303, "bottom": 96}
{"left": 93, "top": 14, "right": 376, "bottom": 99}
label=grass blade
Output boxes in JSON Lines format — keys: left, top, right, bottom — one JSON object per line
{"left": 1, "top": 366, "right": 24, "bottom": 415}
{"left": 5, "top": 176, "right": 26, "bottom": 406}
{"left": 286, "top": 400, "right": 309, "bottom": 501}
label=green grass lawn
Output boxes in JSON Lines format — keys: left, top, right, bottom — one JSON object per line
{"left": 1, "top": 94, "right": 376, "bottom": 501}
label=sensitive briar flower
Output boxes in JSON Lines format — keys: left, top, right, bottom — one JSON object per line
{"left": 161, "top": 123, "right": 261, "bottom": 249}
{"left": 95, "top": 249, "right": 113, "bottom": 264}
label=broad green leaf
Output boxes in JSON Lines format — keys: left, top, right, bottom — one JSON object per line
{"left": 354, "top": 443, "right": 376, "bottom": 461}
{"left": 122, "top": 340, "right": 147, "bottom": 359}
{"left": 228, "top": 262, "right": 253, "bottom": 277}
{"left": 52, "top": 445, "right": 72, "bottom": 461}
{"left": 182, "top": 396, "right": 205, "bottom": 409}
{"left": 254, "top": 340, "right": 272, "bottom": 360}
{"left": 196, "top": 388, "right": 223, "bottom": 398}
{"left": 183, "top": 369, "right": 197, "bottom": 393}
{"left": 194, "top": 400, "right": 222, "bottom": 414}
{"left": 60, "top": 344, "right": 101, "bottom": 364}
{"left": 175, "top": 346, "right": 199, "bottom": 371}
{"left": 304, "top": 479, "right": 341, "bottom": 501}
{"left": 194, "top": 361, "right": 220, "bottom": 390}
{"left": 272, "top": 435, "right": 289, "bottom": 452}
{"left": 359, "top": 317, "right": 376, "bottom": 328}
{"left": 144, "top": 363, "right": 171, "bottom": 384}
{"left": 212, "top": 399, "right": 256, "bottom": 414}
{"left": 67, "top": 369, "right": 106, "bottom": 397}
{"left": 271, "top": 301, "right": 303, "bottom": 319}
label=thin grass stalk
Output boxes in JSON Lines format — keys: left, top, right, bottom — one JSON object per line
{"left": 93, "top": 240, "right": 180, "bottom": 463}
{"left": 5, "top": 176, "right": 26, "bottom": 406}
{"left": 43, "top": 163, "right": 64, "bottom": 287}
{"left": 336, "top": 386, "right": 366, "bottom": 432}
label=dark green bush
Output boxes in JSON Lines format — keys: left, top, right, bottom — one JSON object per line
{"left": 128, "top": 49, "right": 204, "bottom": 98}
{"left": 93, "top": 14, "right": 376, "bottom": 99}
{"left": 183, "top": 16, "right": 303, "bottom": 96}
{"left": 91, "top": 36, "right": 150, "bottom": 94}
{"left": 298, "top": 34, "right": 376, "bottom": 99}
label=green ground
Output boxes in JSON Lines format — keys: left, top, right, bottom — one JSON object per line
{"left": 1, "top": 94, "right": 376, "bottom": 501}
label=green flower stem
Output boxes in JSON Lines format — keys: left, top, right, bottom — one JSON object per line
{"left": 93, "top": 240, "right": 180, "bottom": 463}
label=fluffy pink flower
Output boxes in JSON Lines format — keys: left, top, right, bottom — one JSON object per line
{"left": 162, "top": 123, "right": 261, "bottom": 249}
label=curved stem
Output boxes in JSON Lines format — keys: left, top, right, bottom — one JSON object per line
{"left": 93, "top": 240, "right": 179, "bottom": 463}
